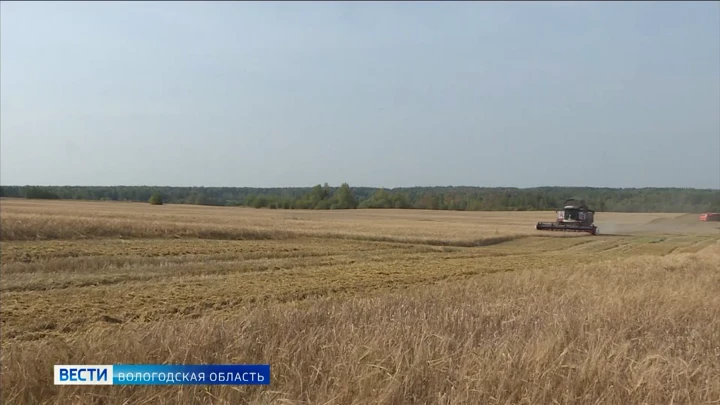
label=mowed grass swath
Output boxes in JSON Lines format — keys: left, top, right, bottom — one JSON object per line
{"left": 1, "top": 199, "right": 719, "bottom": 404}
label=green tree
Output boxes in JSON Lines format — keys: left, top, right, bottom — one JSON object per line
{"left": 148, "top": 193, "right": 163, "bottom": 205}
{"left": 333, "top": 183, "right": 358, "bottom": 209}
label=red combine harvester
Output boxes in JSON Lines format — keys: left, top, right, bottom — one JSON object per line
{"left": 699, "top": 213, "right": 720, "bottom": 222}
{"left": 536, "top": 199, "right": 599, "bottom": 235}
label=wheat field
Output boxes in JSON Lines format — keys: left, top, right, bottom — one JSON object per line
{"left": 1, "top": 198, "right": 719, "bottom": 405}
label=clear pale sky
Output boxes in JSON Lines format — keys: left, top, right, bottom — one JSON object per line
{"left": 2, "top": 1, "right": 719, "bottom": 188}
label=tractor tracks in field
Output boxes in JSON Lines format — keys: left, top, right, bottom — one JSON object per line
{"left": 0, "top": 251, "right": 424, "bottom": 293}
{"left": 5, "top": 234, "right": 717, "bottom": 298}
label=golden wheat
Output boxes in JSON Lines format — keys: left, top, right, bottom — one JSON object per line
{"left": 1, "top": 199, "right": 718, "bottom": 404}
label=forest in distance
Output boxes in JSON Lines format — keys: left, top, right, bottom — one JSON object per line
{"left": 2, "top": 184, "right": 719, "bottom": 213}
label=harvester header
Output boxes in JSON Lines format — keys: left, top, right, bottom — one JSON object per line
{"left": 536, "top": 199, "right": 599, "bottom": 235}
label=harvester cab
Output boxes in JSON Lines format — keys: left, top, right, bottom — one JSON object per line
{"left": 536, "top": 199, "right": 599, "bottom": 235}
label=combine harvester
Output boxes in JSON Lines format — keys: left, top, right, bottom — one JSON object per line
{"left": 699, "top": 212, "right": 720, "bottom": 222}
{"left": 536, "top": 199, "right": 599, "bottom": 235}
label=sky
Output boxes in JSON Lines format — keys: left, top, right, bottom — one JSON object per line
{"left": 1, "top": 1, "right": 719, "bottom": 189}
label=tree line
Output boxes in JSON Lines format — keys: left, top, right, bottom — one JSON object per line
{"left": 1, "top": 184, "right": 718, "bottom": 213}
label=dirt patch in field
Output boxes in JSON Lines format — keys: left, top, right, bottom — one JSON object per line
{"left": 597, "top": 213, "right": 720, "bottom": 236}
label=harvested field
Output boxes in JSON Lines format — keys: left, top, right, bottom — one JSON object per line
{"left": 1, "top": 199, "right": 719, "bottom": 404}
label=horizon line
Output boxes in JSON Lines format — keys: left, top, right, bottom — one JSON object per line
{"left": 2, "top": 184, "right": 718, "bottom": 191}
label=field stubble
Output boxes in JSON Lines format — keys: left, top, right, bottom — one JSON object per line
{"left": 1, "top": 199, "right": 719, "bottom": 404}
